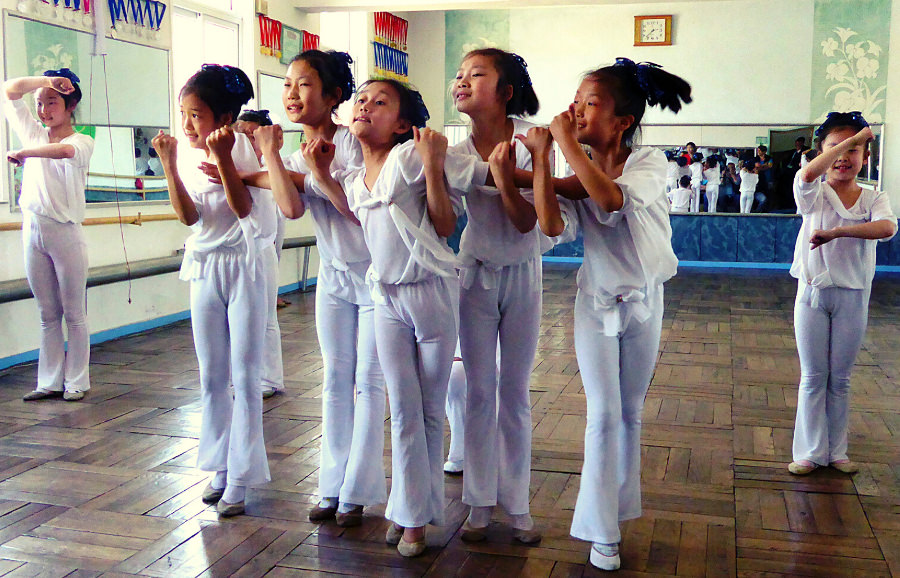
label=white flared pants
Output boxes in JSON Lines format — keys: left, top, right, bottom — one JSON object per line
{"left": 570, "top": 284, "right": 664, "bottom": 544}
{"left": 23, "top": 214, "right": 90, "bottom": 393}
{"left": 193, "top": 245, "right": 271, "bottom": 487}
{"left": 378, "top": 275, "right": 459, "bottom": 528}
{"left": 459, "top": 259, "right": 541, "bottom": 515}
{"left": 792, "top": 285, "right": 868, "bottom": 465}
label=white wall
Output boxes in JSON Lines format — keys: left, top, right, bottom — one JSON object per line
{"left": 884, "top": 0, "right": 900, "bottom": 200}
{"left": 401, "top": 10, "right": 446, "bottom": 129}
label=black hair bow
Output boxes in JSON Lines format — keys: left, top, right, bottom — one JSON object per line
{"left": 43, "top": 68, "right": 80, "bottom": 84}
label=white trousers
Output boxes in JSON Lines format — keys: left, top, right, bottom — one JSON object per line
{"left": 260, "top": 243, "right": 284, "bottom": 393}
{"left": 378, "top": 275, "right": 459, "bottom": 528}
{"left": 315, "top": 276, "right": 387, "bottom": 506}
{"left": 740, "top": 191, "right": 754, "bottom": 214}
{"left": 23, "top": 214, "right": 90, "bottom": 392}
{"left": 691, "top": 185, "right": 701, "bottom": 213}
{"left": 193, "top": 246, "right": 271, "bottom": 487}
{"left": 570, "top": 284, "right": 664, "bottom": 544}
{"left": 792, "top": 285, "right": 868, "bottom": 465}
{"left": 445, "top": 352, "right": 466, "bottom": 464}
{"left": 460, "top": 259, "right": 541, "bottom": 514}
{"left": 706, "top": 184, "right": 719, "bottom": 213}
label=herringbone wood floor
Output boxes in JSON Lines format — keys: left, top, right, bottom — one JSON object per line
{"left": 0, "top": 263, "right": 898, "bottom": 576}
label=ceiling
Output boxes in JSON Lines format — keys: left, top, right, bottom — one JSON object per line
{"left": 291, "top": 0, "right": 714, "bottom": 13}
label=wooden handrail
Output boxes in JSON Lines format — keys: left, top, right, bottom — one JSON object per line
{"left": 0, "top": 212, "right": 181, "bottom": 232}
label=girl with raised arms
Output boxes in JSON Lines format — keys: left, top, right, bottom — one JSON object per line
{"left": 152, "top": 64, "right": 279, "bottom": 517}
{"left": 305, "top": 79, "right": 487, "bottom": 557}
{"left": 450, "top": 48, "right": 543, "bottom": 544}
{"left": 4, "top": 69, "right": 94, "bottom": 402}
{"left": 788, "top": 112, "right": 895, "bottom": 476}
{"left": 510, "top": 58, "right": 691, "bottom": 571}
{"left": 250, "top": 49, "right": 388, "bottom": 528}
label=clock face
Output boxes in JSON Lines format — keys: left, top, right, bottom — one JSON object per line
{"left": 641, "top": 19, "right": 666, "bottom": 42}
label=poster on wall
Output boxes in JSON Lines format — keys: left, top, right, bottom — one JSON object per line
{"left": 281, "top": 25, "right": 301, "bottom": 65}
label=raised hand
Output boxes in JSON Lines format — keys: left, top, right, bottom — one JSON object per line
{"left": 6, "top": 150, "right": 25, "bottom": 166}
{"left": 852, "top": 126, "right": 875, "bottom": 146}
{"left": 198, "top": 162, "right": 222, "bottom": 184}
{"left": 488, "top": 140, "right": 517, "bottom": 192}
{"left": 47, "top": 76, "right": 75, "bottom": 95}
{"left": 206, "top": 126, "right": 236, "bottom": 160}
{"left": 301, "top": 138, "right": 336, "bottom": 175}
{"left": 515, "top": 126, "right": 553, "bottom": 158}
{"left": 151, "top": 130, "right": 178, "bottom": 166}
{"left": 413, "top": 126, "right": 448, "bottom": 169}
{"left": 549, "top": 105, "right": 577, "bottom": 142}
{"left": 254, "top": 125, "right": 283, "bottom": 155}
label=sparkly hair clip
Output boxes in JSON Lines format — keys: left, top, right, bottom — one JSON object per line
{"left": 43, "top": 68, "right": 80, "bottom": 85}
{"left": 408, "top": 88, "right": 430, "bottom": 128}
{"left": 510, "top": 53, "right": 532, "bottom": 90}
{"left": 815, "top": 111, "right": 868, "bottom": 138}
{"left": 613, "top": 57, "right": 667, "bottom": 107}
{"left": 201, "top": 64, "right": 249, "bottom": 97}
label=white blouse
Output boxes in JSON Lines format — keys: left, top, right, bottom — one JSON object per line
{"left": 704, "top": 167, "right": 721, "bottom": 186}
{"left": 452, "top": 118, "right": 544, "bottom": 289}
{"left": 739, "top": 170, "right": 758, "bottom": 194}
{"left": 557, "top": 147, "right": 677, "bottom": 334}
{"left": 317, "top": 139, "right": 487, "bottom": 290}
{"left": 4, "top": 97, "right": 94, "bottom": 224}
{"left": 178, "top": 132, "right": 275, "bottom": 281}
{"left": 287, "top": 126, "right": 370, "bottom": 270}
{"left": 790, "top": 173, "right": 896, "bottom": 297}
{"left": 668, "top": 187, "right": 692, "bottom": 213}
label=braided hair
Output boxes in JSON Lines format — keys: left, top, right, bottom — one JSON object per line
{"left": 585, "top": 58, "right": 692, "bottom": 147}
{"left": 462, "top": 48, "right": 539, "bottom": 117}
{"left": 291, "top": 50, "right": 355, "bottom": 113}
{"left": 180, "top": 64, "right": 254, "bottom": 124}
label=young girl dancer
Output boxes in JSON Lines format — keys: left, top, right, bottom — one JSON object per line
{"left": 703, "top": 156, "right": 721, "bottom": 212}
{"left": 4, "top": 69, "right": 94, "bottom": 402}
{"left": 739, "top": 159, "right": 758, "bottom": 214}
{"left": 259, "top": 49, "right": 388, "bottom": 528}
{"left": 788, "top": 113, "right": 895, "bottom": 476}
{"left": 152, "top": 64, "right": 275, "bottom": 517}
{"left": 233, "top": 109, "right": 285, "bottom": 400}
{"left": 450, "top": 48, "right": 542, "bottom": 544}
{"left": 513, "top": 58, "right": 691, "bottom": 571}
{"left": 308, "top": 79, "right": 487, "bottom": 557}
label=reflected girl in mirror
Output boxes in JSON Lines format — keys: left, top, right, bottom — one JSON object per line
{"left": 4, "top": 68, "right": 94, "bottom": 402}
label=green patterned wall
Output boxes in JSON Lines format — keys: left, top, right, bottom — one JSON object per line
{"left": 444, "top": 10, "right": 509, "bottom": 125}
{"left": 811, "top": 0, "right": 891, "bottom": 122}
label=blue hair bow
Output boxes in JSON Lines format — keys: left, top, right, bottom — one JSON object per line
{"left": 409, "top": 89, "right": 430, "bottom": 128}
{"left": 43, "top": 68, "right": 80, "bottom": 85}
{"left": 511, "top": 53, "right": 532, "bottom": 90}
{"left": 202, "top": 64, "right": 248, "bottom": 96}
{"left": 613, "top": 57, "right": 666, "bottom": 106}
{"left": 815, "top": 111, "right": 868, "bottom": 139}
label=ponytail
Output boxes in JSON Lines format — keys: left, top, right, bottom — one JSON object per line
{"left": 586, "top": 57, "right": 691, "bottom": 146}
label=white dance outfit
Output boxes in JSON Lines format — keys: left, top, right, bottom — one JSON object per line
{"left": 790, "top": 173, "right": 895, "bottom": 466}
{"left": 287, "top": 126, "right": 387, "bottom": 507}
{"left": 5, "top": 96, "right": 94, "bottom": 395}
{"left": 689, "top": 161, "right": 703, "bottom": 213}
{"left": 703, "top": 167, "right": 720, "bottom": 212}
{"left": 178, "top": 132, "right": 275, "bottom": 488}
{"left": 667, "top": 186, "right": 692, "bottom": 214}
{"left": 444, "top": 341, "right": 466, "bottom": 469}
{"left": 739, "top": 170, "right": 758, "bottom": 214}
{"left": 452, "top": 118, "right": 542, "bottom": 519}
{"left": 312, "top": 140, "right": 486, "bottom": 527}
{"left": 259, "top": 156, "right": 284, "bottom": 396}
{"left": 557, "top": 147, "right": 676, "bottom": 545}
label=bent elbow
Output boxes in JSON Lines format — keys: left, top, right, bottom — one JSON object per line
{"left": 434, "top": 219, "right": 457, "bottom": 238}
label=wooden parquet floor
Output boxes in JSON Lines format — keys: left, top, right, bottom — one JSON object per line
{"left": 0, "top": 263, "right": 899, "bottom": 577}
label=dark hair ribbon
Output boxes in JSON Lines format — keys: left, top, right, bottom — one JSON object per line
{"left": 510, "top": 53, "right": 532, "bottom": 89}
{"left": 43, "top": 68, "right": 80, "bottom": 85}
{"left": 613, "top": 57, "right": 666, "bottom": 107}
{"left": 409, "top": 89, "right": 430, "bottom": 127}
{"left": 814, "top": 111, "right": 868, "bottom": 139}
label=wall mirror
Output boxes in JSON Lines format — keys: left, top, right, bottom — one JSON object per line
{"left": 4, "top": 12, "right": 171, "bottom": 207}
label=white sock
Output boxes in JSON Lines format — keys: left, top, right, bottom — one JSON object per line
{"left": 510, "top": 513, "right": 534, "bottom": 531}
{"left": 338, "top": 502, "right": 361, "bottom": 514}
{"left": 211, "top": 471, "right": 227, "bottom": 490}
{"left": 222, "top": 485, "right": 245, "bottom": 504}
{"left": 467, "top": 506, "right": 492, "bottom": 528}
{"left": 318, "top": 497, "right": 338, "bottom": 509}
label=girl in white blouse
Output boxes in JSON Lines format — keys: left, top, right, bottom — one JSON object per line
{"left": 152, "top": 65, "right": 276, "bottom": 518}
{"left": 4, "top": 70, "right": 94, "bottom": 402}
{"left": 514, "top": 58, "right": 691, "bottom": 571}
{"left": 788, "top": 113, "right": 895, "bottom": 476}
{"left": 309, "top": 79, "right": 486, "bottom": 557}
{"left": 449, "top": 48, "right": 543, "bottom": 545}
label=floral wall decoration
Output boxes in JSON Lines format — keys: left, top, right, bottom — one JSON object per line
{"left": 811, "top": 0, "right": 891, "bottom": 123}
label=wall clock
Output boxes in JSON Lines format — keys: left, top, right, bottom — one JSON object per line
{"left": 634, "top": 15, "right": 673, "bottom": 46}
